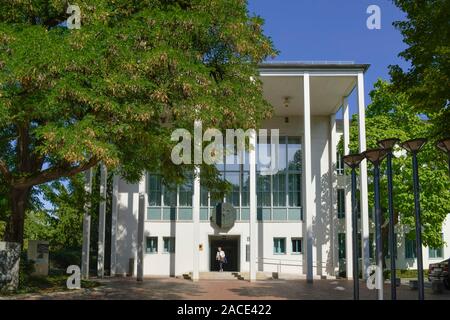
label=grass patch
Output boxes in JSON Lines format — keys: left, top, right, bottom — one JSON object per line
{"left": 1, "top": 275, "right": 101, "bottom": 296}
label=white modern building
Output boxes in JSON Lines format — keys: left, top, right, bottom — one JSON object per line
{"left": 106, "top": 62, "right": 450, "bottom": 282}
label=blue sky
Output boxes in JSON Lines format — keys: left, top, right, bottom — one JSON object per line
{"left": 248, "top": 0, "right": 409, "bottom": 116}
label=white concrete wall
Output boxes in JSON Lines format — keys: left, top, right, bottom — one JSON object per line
{"left": 114, "top": 115, "right": 336, "bottom": 277}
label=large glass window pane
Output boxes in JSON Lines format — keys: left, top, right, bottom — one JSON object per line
{"left": 257, "top": 174, "right": 271, "bottom": 207}
{"left": 241, "top": 171, "right": 250, "bottom": 206}
{"left": 275, "top": 136, "right": 287, "bottom": 172}
{"left": 148, "top": 174, "right": 162, "bottom": 206}
{"left": 272, "top": 173, "right": 286, "bottom": 207}
{"left": 225, "top": 171, "right": 240, "bottom": 207}
{"left": 163, "top": 237, "right": 175, "bottom": 253}
{"left": 338, "top": 233, "right": 346, "bottom": 259}
{"left": 163, "top": 184, "right": 177, "bottom": 207}
{"left": 288, "top": 173, "right": 301, "bottom": 207}
{"left": 257, "top": 136, "right": 271, "bottom": 172}
{"left": 179, "top": 176, "right": 193, "bottom": 206}
{"left": 200, "top": 185, "right": 209, "bottom": 207}
{"left": 287, "top": 137, "right": 301, "bottom": 171}
{"left": 337, "top": 189, "right": 345, "bottom": 218}
{"left": 405, "top": 238, "right": 417, "bottom": 259}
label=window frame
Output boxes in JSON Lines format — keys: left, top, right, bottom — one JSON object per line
{"left": 273, "top": 237, "right": 287, "bottom": 255}
{"left": 146, "top": 236, "right": 158, "bottom": 254}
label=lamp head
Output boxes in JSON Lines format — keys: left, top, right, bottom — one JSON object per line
{"left": 343, "top": 153, "right": 365, "bottom": 169}
{"left": 400, "top": 138, "right": 428, "bottom": 153}
{"left": 378, "top": 138, "right": 400, "bottom": 151}
{"left": 436, "top": 138, "right": 450, "bottom": 154}
{"left": 364, "top": 148, "right": 388, "bottom": 165}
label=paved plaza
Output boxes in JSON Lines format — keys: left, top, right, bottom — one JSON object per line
{"left": 3, "top": 277, "right": 450, "bottom": 300}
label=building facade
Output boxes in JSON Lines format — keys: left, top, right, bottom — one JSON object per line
{"left": 108, "top": 62, "right": 450, "bottom": 281}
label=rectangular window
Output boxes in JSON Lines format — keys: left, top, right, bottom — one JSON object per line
{"left": 146, "top": 237, "right": 158, "bottom": 253}
{"left": 272, "top": 173, "right": 286, "bottom": 207}
{"left": 405, "top": 238, "right": 417, "bottom": 259}
{"left": 225, "top": 171, "right": 240, "bottom": 206}
{"left": 257, "top": 175, "right": 271, "bottom": 207}
{"left": 287, "top": 137, "right": 301, "bottom": 171}
{"left": 337, "top": 189, "right": 345, "bottom": 218}
{"left": 273, "top": 238, "right": 286, "bottom": 254}
{"left": 336, "top": 152, "right": 344, "bottom": 175}
{"left": 163, "top": 184, "right": 177, "bottom": 207}
{"left": 200, "top": 185, "right": 209, "bottom": 207}
{"left": 291, "top": 238, "right": 302, "bottom": 254}
{"left": 429, "top": 234, "right": 443, "bottom": 259}
{"left": 288, "top": 173, "right": 301, "bottom": 207}
{"left": 163, "top": 237, "right": 175, "bottom": 253}
{"left": 148, "top": 174, "right": 162, "bottom": 206}
{"left": 338, "top": 233, "right": 346, "bottom": 259}
{"left": 179, "top": 176, "right": 193, "bottom": 207}
{"left": 241, "top": 171, "right": 250, "bottom": 206}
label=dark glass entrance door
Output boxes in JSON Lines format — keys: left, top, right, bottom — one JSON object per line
{"left": 210, "top": 237, "right": 239, "bottom": 272}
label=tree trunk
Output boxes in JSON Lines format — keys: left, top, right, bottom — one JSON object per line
{"left": 4, "top": 187, "right": 31, "bottom": 246}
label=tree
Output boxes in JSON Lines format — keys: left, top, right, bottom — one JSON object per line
{"left": 389, "top": 0, "right": 450, "bottom": 137}
{"left": 348, "top": 80, "right": 450, "bottom": 249}
{"left": 0, "top": 0, "right": 277, "bottom": 245}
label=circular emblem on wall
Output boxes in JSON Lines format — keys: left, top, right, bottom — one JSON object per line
{"left": 211, "top": 202, "right": 236, "bottom": 230}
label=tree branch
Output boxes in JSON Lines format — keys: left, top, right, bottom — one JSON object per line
{"left": 0, "top": 159, "right": 12, "bottom": 183}
{"left": 12, "top": 157, "right": 99, "bottom": 189}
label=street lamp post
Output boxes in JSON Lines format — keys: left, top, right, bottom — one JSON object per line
{"left": 401, "top": 138, "right": 428, "bottom": 300}
{"left": 378, "top": 138, "right": 400, "bottom": 300}
{"left": 436, "top": 138, "right": 450, "bottom": 175}
{"left": 343, "top": 153, "right": 366, "bottom": 301}
{"left": 364, "top": 148, "right": 388, "bottom": 301}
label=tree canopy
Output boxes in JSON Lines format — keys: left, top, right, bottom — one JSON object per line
{"left": 0, "top": 0, "right": 277, "bottom": 243}
{"left": 348, "top": 80, "right": 450, "bottom": 248}
{"left": 389, "top": 0, "right": 450, "bottom": 137}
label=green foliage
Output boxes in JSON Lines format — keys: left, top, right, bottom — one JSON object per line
{"left": 389, "top": 0, "right": 450, "bottom": 137}
{"left": 0, "top": 0, "right": 277, "bottom": 242}
{"left": 347, "top": 80, "right": 450, "bottom": 248}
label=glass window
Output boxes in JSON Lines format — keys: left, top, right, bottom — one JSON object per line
{"left": 336, "top": 152, "right": 344, "bottom": 175}
{"left": 429, "top": 234, "right": 443, "bottom": 259}
{"left": 337, "top": 189, "right": 345, "bottom": 218}
{"left": 163, "top": 184, "right": 177, "bottom": 207}
{"left": 272, "top": 173, "right": 286, "bottom": 207}
{"left": 257, "top": 175, "right": 271, "bottom": 206}
{"left": 163, "top": 237, "right": 175, "bottom": 253}
{"left": 288, "top": 173, "right": 301, "bottom": 207}
{"left": 225, "top": 171, "right": 240, "bottom": 206}
{"left": 146, "top": 237, "right": 158, "bottom": 253}
{"left": 369, "top": 233, "right": 374, "bottom": 259}
{"left": 338, "top": 233, "right": 346, "bottom": 259}
{"left": 148, "top": 174, "right": 162, "bottom": 206}
{"left": 387, "top": 233, "right": 398, "bottom": 259}
{"left": 273, "top": 238, "right": 286, "bottom": 254}
{"left": 179, "top": 176, "right": 193, "bottom": 207}
{"left": 405, "top": 238, "right": 417, "bottom": 259}
{"left": 200, "top": 185, "right": 209, "bottom": 207}
{"left": 287, "top": 137, "right": 301, "bottom": 171}
{"left": 292, "top": 238, "right": 302, "bottom": 254}
{"left": 241, "top": 171, "right": 250, "bottom": 206}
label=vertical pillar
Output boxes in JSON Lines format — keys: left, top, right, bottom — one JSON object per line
{"left": 303, "top": 73, "right": 314, "bottom": 283}
{"left": 81, "top": 167, "right": 93, "bottom": 280}
{"left": 343, "top": 97, "right": 354, "bottom": 279}
{"left": 249, "top": 129, "right": 257, "bottom": 282}
{"left": 329, "top": 113, "right": 338, "bottom": 274}
{"left": 137, "top": 193, "right": 145, "bottom": 281}
{"left": 357, "top": 72, "right": 370, "bottom": 278}
{"left": 110, "top": 175, "right": 119, "bottom": 277}
{"left": 192, "top": 166, "right": 201, "bottom": 282}
{"left": 97, "top": 164, "right": 107, "bottom": 278}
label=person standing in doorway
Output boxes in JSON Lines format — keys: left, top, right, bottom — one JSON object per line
{"left": 216, "top": 247, "right": 226, "bottom": 272}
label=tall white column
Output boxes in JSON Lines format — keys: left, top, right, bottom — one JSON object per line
{"left": 81, "top": 167, "right": 93, "bottom": 280}
{"left": 303, "top": 73, "right": 314, "bottom": 283}
{"left": 329, "top": 114, "right": 338, "bottom": 275}
{"left": 192, "top": 166, "right": 201, "bottom": 282}
{"left": 136, "top": 174, "right": 147, "bottom": 279}
{"left": 97, "top": 164, "right": 107, "bottom": 278}
{"left": 110, "top": 175, "right": 119, "bottom": 277}
{"left": 343, "top": 97, "right": 354, "bottom": 279}
{"left": 357, "top": 72, "right": 370, "bottom": 279}
{"left": 249, "top": 129, "right": 257, "bottom": 282}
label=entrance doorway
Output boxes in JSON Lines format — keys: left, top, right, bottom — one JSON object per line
{"left": 209, "top": 236, "right": 240, "bottom": 272}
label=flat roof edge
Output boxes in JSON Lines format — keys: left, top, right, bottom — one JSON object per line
{"left": 258, "top": 62, "right": 370, "bottom": 73}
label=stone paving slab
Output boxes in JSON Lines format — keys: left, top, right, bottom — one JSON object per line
{"left": 2, "top": 277, "right": 450, "bottom": 300}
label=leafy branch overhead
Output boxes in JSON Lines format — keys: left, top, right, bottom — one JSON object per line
{"left": 0, "top": 0, "right": 277, "bottom": 243}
